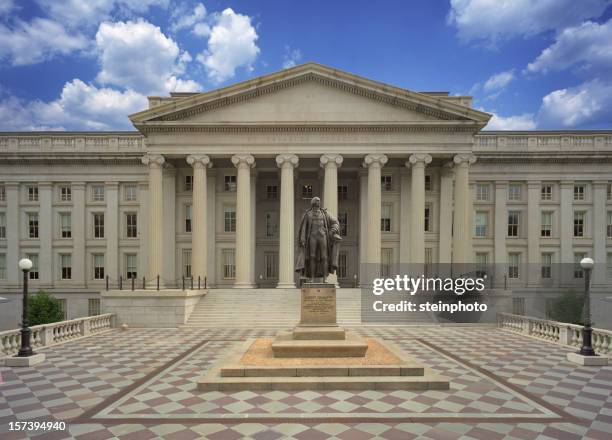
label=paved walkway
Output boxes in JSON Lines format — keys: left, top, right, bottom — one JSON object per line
{"left": 1, "top": 326, "right": 611, "bottom": 439}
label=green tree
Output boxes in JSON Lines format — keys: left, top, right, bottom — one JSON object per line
{"left": 27, "top": 291, "right": 64, "bottom": 326}
{"left": 547, "top": 291, "right": 584, "bottom": 325}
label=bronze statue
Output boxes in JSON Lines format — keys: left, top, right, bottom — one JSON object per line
{"left": 295, "top": 197, "right": 341, "bottom": 282}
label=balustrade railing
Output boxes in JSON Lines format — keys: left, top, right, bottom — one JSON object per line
{"left": 497, "top": 312, "right": 612, "bottom": 356}
{"left": 0, "top": 314, "right": 114, "bottom": 358}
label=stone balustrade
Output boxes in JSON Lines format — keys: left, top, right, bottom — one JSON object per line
{"left": 0, "top": 133, "right": 145, "bottom": 153}
{"left": 475, "top": 132, "right": 612, "bottom": 152}
{"left": 0, "top": 314, "right": 114, "bottom": 358}
{"left": 497, "top": 312, "right": 612, "bottom": 356}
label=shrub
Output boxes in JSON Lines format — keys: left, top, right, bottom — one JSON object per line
{"left": 27, "top": 291, "right": 64, "bottom": 326}
{"left": 547, "top": 291, "right": 584, "bottom": 325}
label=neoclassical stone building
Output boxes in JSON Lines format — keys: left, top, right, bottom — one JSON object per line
{"left": 1, "top": 63, "right": 611, "bottom": 322}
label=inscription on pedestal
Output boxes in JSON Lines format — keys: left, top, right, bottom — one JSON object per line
{"left": 300, "top": 283, "right": 337, "bottom": 326}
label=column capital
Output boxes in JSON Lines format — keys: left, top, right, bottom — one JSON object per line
{"left": 276, "top": 154, "right": 299, "bottom": 169}
{"left": 320, "top": 154, "right": 343, "bottom": 169}
{"left": 362, "top": 154, "right": 388, "bottom": 169}
{"left": 141, "top": 154, "right": 165, "bottom": 168}
{"left": 231, "top": 154, "right": 255, "bottom": 169}
{"left": 406, "top": 153, "right": 432, "bottom": 168}
{"left": 453, "top": 153, "right": 477, "bottom": 166}
{"left": 186, "top": 154, "right": 212, "bottom": 169}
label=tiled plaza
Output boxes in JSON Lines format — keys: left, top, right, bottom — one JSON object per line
{"left": 1, "top": 326, "right": 611, "bottom": 439}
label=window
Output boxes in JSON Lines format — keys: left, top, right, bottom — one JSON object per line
{"left": 574, "top": 184, "right": 586, "bottom": 201}
{"left": 124, "top": 185, "right": 137, "bottom": 201}
{"left": 574, "top": 252, "right": 586, "bottom": 279}
{"left": 264, "top": 252, "right": 278, "bottom": 279}
{"left": 27, "top": 185, "right": 38, "bottom": 202}
{"left": 573, "top": 211, "right": 585, "bottom": 237}
{"left": 224, "top": 175, "right": 236, "bottom": 192}
{"left": 126, "top": 213, "right": 137, "bottom": 238}
{"left": 57, "top": 299, "right": 67, "bottom": 320}
{"left": 60, "top": 213, "right": 71, "bottom": 238}
{"left": 607, "top": 212, "right": 612, "bottom": 238}
{"left": 183, "top": 249, "right": 192, "bottom": 278}
{"left": 265, "top": 212, "right": 278, "bottom": 238}
{"left": 338, "top": 185, "right": 348, "bottom": 200}
{"left": 301, "top": 184, "right": 313, "bottom": 199}
{"left": 61, "top": 254, "right": 72, "bottom": 280}
{"left": 93, "top": 213, "right": 104, "bottom": 238}
{"left": 93, "top": 254, "right": 105, "bottom": 280}
{"left": 27, "top": 254, "right": 39, "bottom": 280}
{"left": 0, "top": 212, "right": 5, "bottom": 239}
{"left": 474, "top": 212, "right": 487, "bottom": 237}
{"left": 541, "top": 212, "right": 552, "bottom": 237}
{"left": 381, "top": 248, "right": 393, "bottom": 277}
{"left": 0, "top": 253, "right": 5, "bottom": 279}
{"left": 184, "top": 175, "right": 193, "bottom": 191}
{"left": 476, "top": 253, "right": 488, "bottom": 277}
{"left": 92, "top": 185, "right": 105, "bottom": 202}
{"left": 185, "top": 205, "right": 192, "bottom": 233}
{"left": 88, "top": 299, "right": 100, "bottom": 316}
{"left": 424, "top": 175, "right": 432, "bottom": 191}
{"left": 266, "top": 185, "right": 278, "bottom": 200}
{"left": 541, "top": 184, "right": 552, "bottom": 201}
{"left": 508, "top": 253, "right": 520, "bottom": 279}
{"left": 424, "top": 206, "right": 431, "bottom": 232}
{"left": 60, "top": 186, "right": 71, "bottom": 202}
{"left": 126, "top": 254, "right": 137, "bottom": 279}
{"left": 513, "top": 297, "right": 525, "bottom": 315}
{"left": 381, "top": 175, "right": 392, "bottom": 191}
{"left": 381, "top": 204, "right": 392, "bottom": 232}
{"left": 223, "top": 249, "right": 235, "bottom": 279}
{"left": 541, "top": 253, "right": 552, "bottom": 279}
{"left": 0, "top": 185, "right": 5, "bottom": 202}
{"left": 476, "top": 184, "right": 490, "bottom": 201}
{"left": 338, "top": 212, "right": 348, "bottom": 237}
{"left": 507, "top": 211, "right": 520, "bottom": 237}
{"left": 28, "top": 213, "right": 39, "bottom": 238}
{"left": 508, "top": 184, "right": 521, "bottom": 201}
{"left": 338, "top": 252, "right": 347, "bottom": 279}
{"left": 224, "top": 207, "right": 236, "bottom": 232}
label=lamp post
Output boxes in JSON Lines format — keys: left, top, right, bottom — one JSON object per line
{"left": 17, "top": 258, "right": 34, "bottom": 357}
{"left": 579, "top": 257, "right": 595, "bottom": 356}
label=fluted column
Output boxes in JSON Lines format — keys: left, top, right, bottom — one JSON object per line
{"left": 363, "top": 154, "right": 388, "bottom": 281}
{"left": 231, "top": 154, "right": 256, "bottom": 288}
{"left": 452, "top": 153, "right": 476, "bottom": 264}
{"left": 187, "top": 154, "right": 212, "bottom": 283}
{"left": 276, "top": 154, "right": 299, "bottom": 288}
{"left": 141, "top": 154, "right": 165, "bottom": 286}
{"left": 408, "top": 154, "right": 432, "bottom": 264}
{"left": 321, "top": 154, "right": 343, "bottom": 285}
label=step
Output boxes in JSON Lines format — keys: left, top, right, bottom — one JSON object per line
{"left": 221, "top": 364, "right": 425, "bottom": 377}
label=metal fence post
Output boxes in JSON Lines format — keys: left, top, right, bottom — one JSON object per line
{"left": 190, "top": 277, "right": 193, "bottom": 290}
{"left": 198, "top": 276, "right": 201, "bottom": 289}
{"left": 182, "top": 275, "right": 185, "bottom": 291}
{"left": 119, "top": 276, "right": 122, "bottom": 290}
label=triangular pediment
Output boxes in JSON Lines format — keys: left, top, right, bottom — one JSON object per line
{"left": 129, "top": 63, "right": 491, "bottom": 130}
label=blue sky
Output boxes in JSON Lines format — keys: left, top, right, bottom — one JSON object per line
{"left": 1, "top": 0, "right": 612, "bottom": 131}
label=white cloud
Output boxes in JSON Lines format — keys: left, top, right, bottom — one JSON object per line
{"left": 448, "top": 0, "right": 611, "bottom": 44}
{"left": 0, "top": 0, "right": 15, "bottom": 15}
{"left": 95, "top": 20, "right": 199, "bottom": 95}
{"left": 0, "top": 18, "right": 89, "bottom": 66}
{"left": 197, "top": 8, "right": 260, "bottom": 83}
{"left": 171, "top": 2, "right": 207, "bottom": 32}
{"left": 282, "top": 46, "right": 302, "bottom": 69}
{"left": 483, "top": 70, "right": 514, "bottom": 92}
{"left": 527, "top": 19, "right": 612, "bottom": 74}
{"left": 483, "top": 111, "right": 536, "bottom": 130}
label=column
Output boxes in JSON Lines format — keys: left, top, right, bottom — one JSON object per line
{"left": 141, "top": 154, "right": 165, "bottom": 286}
{"left": 358, "top": 171, "right": 368, "bottom": 284}
{"left": 162, "top": 168, "right": 176, "bottom": 285}
{"left": 72, "top": 183, "right": 86, "bottom": 286}
{"left": 452, "top": 154, "right": 476, "bottom": 264}
{"left": 206, "top": 172, "right": 216, "bottom": 287}
{"left": 438, "top": 164, "right": 453, "bottom": 265}
{"left": 593, "top": 180, "right": 607, "bottom": 285}
{"left": 276, "top": 154, "right": 299, "bottom": 288}
{"left": 320, "top": 154, "right": 343, "bottom": 285}
{"left": 187, "top": 154, "right": 212, "bottom": 283}
{"left": 363, "top": 154, "right": 388, "bottom": 280}
{"left": 408, "top": 153, "right": 432, "bottom": 264}
{"left": 105, "top": 182, "right": 119, "bottom": 281}
{"left": 527, "top": 181, "right": 541, "bottom": 287}
{"left": 38, "top": 182, "right": 52, "bottom": 285}
{"left": 494, "top": 181, "right": 508, "bottom": 287}
{"left": 399, "top": 169, "right": 411, "bottom": 264}
{"left": 231, "top": 154, "right": 255, "bottom": 288}
{"left": 5, "top": 183, "right": 19, "bottom": 285}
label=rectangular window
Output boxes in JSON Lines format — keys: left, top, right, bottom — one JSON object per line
{"left": 92, "top": 185, "right": 105, "bottom": 202}
{"left": 27, "top": 254, "right": 39, "bottom": 280}
{"left": 88, "top": 299, "right": 100, "bottom": 316}
{"left": 507, "top": 211, "right": 519, "bottom": 237}
{"left": 57, "top": 299, "right": 67, "bottom": 320}
{"left": 265, "top": 212, "right": 278, "bottom": 238}
{"left": 124, "top": 185, "right": 137, "bottom": 201}
{"left": 126, "top": 254, "right": 137, "bottom": 279}
{"left": 223, "top": 249, "right": 235, "bottom": 279}
{"left": 126, "top": 213, "right": 137, "bottom": 238}
{"left": 574, "top": 252, "right": 586, "bottom": 279}
{"left": 60, "top": 186, "right": 71, "bottom": 202}
{"left": 573, "top": 211, "right": 585, "bottom": 237}
{"left": 381, "top": 175, "right": 392, "bottom": 191}
{"left": 301, "top": 184, "right": 313, "bottom": 199}
{"left": 184, "top": 175, "right": 193, "bottom": 192}
{"left": 513, "top": 297, "right": 525, "bottom": 315}
{"left": 28, "top": 213, "right": 39, "bottom": 238}
{"left": 508, "top": 253, "right": 520, "bottom": 279}
{"left": 93, "top": 254, "right": 105, "bottom": 280}
{"left": 0, "top": 212, "right": 5, "bottom": 239}
{"left": 381, "top": 248, "right": 393, "bottom": 277}
{"left": 224, "top": 207, "right": 236, "bottom": 232}
{"left": 183, "top": 249, "right": 192, "bottom": 278}
{"left": 60, "top": 213, "right": 71, "bottom": 238}
{"left": 475, "top": 253, "right": 488, "bottom": 277}
{"left": 184, "top": 205, "right": 192, "bottom": 233}
{"left": 541, "top": 253, "right": 552, "bottom": 279}
{"left": 93, "top": 213, "right": 104, "bottom": 238}
{"left": 607, "top": 212, "right": 612, "bottom": 238}
{"left": 424, "top": 175, "right": 432, "bottom": 191}
{"left": 424, "top": 206, "right": 431, "bottom": 232}
{"left": 224, "top": 175, "right": 236, "bottom": 192}
{"left": 338, "top": 185, "right": 348, "bottom": 200}
{"left": 338, "top": 212, "right": 348, "bottom": 237}
{"left": 474, "top": 212, "right": 487, "bottom": 237}
{"left": 338, "top": 252, "right": 347, "bottom": 279}
{"left": 266, "top": 185, "right": 278, "bottom": 200}
{"left": 0, "top": 253, "right": 5, "bottom": 279}
{"left": 541, "top": 212, "right": 552, "bottom": 237}
{"left": 381, "top": 204, "right": 392, "bottom": 232}
{"left": 508, "top": 184, "right": 521, "bottom": 201}
{"left": 61, "top": 254, "right": 71, "bottom": 280}
{"left": 0, "top": 185, "right": 5, "bottom": 202}
{"left": 476, "top": 183, "right": 490, "bottom": 201}
{"left": 27, "top": 185, "right": 38, "bottom": 202}
{"left": 264, "top": 252, "right": 278, "bottom": 279}
{"left": 574, "top": 184, "right": 586, "bottom": 201}
{"left": 541, "top": 184, "right": 552, "bottom": 201}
